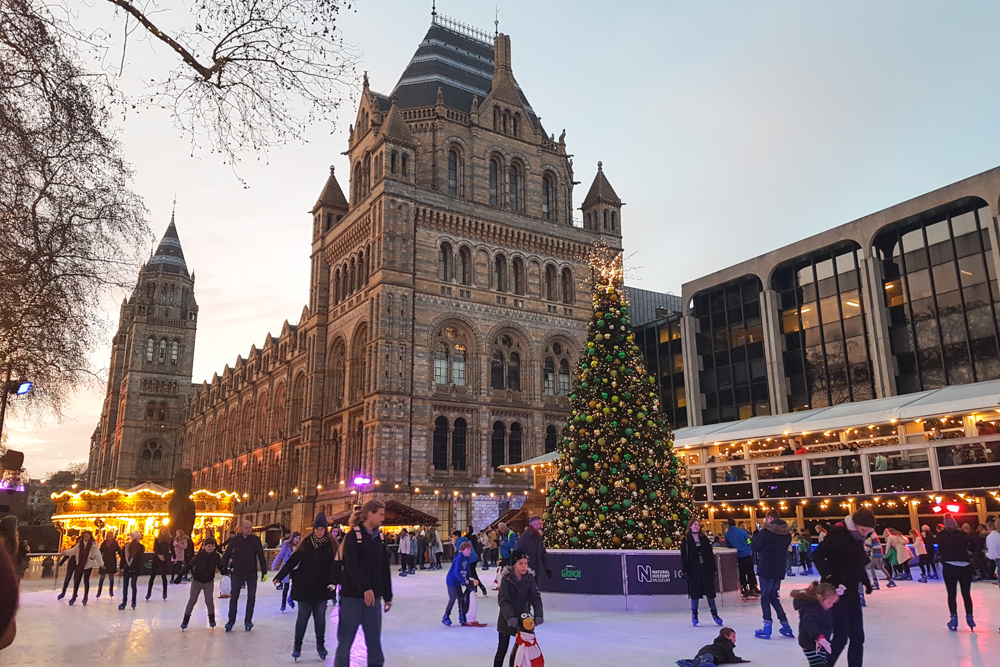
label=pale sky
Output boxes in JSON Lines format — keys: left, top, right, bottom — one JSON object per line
{"left": 9, "top": 1, "right": 1000, "bottom": 478}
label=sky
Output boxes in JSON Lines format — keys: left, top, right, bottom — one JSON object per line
{"left": 9, "top": 0, "right": 1000, "bottom": 478}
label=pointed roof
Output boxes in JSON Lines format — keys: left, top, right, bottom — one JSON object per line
{"left": 379, "top": 96, "right": 417, "bottom": 147}
{"left": 313, "top": 166, "right": 348, "bottom": 213}
{"left": 146, "top": 215, "right": 189, "bottom": 277}
{"left": 581, "top": 161, "right": 622, "bottom": 209}
{"left": 392, "top": 15, "right": 537, "bottom": 124}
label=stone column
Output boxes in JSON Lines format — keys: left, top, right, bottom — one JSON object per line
{"left": 760, "top": 290, "right": 789, "bottom": 415}
{"left": 859, "top": 250, "right": 896, "bottom": 398}
{"left": 681, "top": 314, "right": 702, "bottom": 426}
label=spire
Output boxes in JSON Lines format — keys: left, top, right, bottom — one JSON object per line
{"left": 581, "top": 161, "right": 622, "bottom": 209}
{"left": 380, "top": 95, "right": 417, "bottom": 147}
{"left": 146, "top": 216, "right": 189, "bottom": 277}
{"left": 313, "top": 165, "right": 349, "bottom": 213}
{"left": 485, "top": 33, "right": 522, "bottom": 107}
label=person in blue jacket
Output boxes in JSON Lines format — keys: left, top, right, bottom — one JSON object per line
{"left": 443, "top": 541, "right": 475, "bottom": 626}
{"left": 497, "top": 522, "right": 517, "bottom": 566}
{"left": 724, "top": 519, "right": 758, "bottom": 599}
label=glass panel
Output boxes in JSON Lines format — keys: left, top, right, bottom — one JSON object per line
{"left": 819, "top": 295, "right": 841, "bottom": 324}
{"left": 885, "top": 280, "right": 905, "bottom": 307}
{"left": 951, "top": 211, "right": 977, "bottom": 237}
{"left": 925, "top": 220, "right": 950, "bottom": 246}
{"left": 870, "top": 470, "right": 933, "bottom": 494}
{"left": 452, "top": 347, "right": 466, "bottom": 386}
{"left": 810, "top": 454, "right": 862, "bottom": 476}
{"left": 434, "top": 344, "right": 448, "bottom": 384}
{"left": 451, "top": 419, "right": 467, "bottom": 470}
{"left": 508, "top": 352, "right": 521, "bottom": 391}
{"left": 932, "top": 262, "right": 959, "bottom": 294}
{"left": 800, "top": 303, "right": 819, "bottom": 329}
{"left": 907, "top": 269, "right": 933, "bottom": 301}
{"left": 840, "top": 291, "right": 862, "bottom": 318}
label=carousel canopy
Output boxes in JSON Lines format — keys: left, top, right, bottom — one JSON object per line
{"left": 328, "top": 500, "right": 439, "bottom": 527}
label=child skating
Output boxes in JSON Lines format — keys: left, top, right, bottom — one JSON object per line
{"left": 443, "top": 541, "right": 476, "bottom": 627}
{"left": 177, "top": 536, "right": 224, "bottom": 629}
{"left": 675, "top": 628, "right": 749, "bottom": 666}
{"left": 791, "top": 581, "right": 839, "bottom": 666}
{"left": 495, "top": 550, "right": 543, "bottom": 667}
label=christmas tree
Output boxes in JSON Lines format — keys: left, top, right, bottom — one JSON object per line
{"left": 546, "top": 247, "right": 696, "bottom": 549}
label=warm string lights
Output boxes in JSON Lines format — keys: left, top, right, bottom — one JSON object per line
{"left": 546, "top": 246, "right": 696, "bottom": 549}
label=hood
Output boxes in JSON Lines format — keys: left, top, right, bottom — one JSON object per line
{"left": 763, "top": 518, "right": 791, "bottom": 536}
{"left": 793, "top": 597, "right": 818, "bottom": 612}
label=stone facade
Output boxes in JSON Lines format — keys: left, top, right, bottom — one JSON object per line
{"left": 113, "top": 16, "right": 624, "bottom": 534}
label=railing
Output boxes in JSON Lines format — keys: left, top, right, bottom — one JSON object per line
{"left": 688, "top": 434, "right": 1000, "bottom": 502}
{"left": 432, "top": 13, "right": 494, "bottom": 44}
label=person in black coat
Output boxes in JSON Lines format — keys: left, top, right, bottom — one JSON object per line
{"left": 936, "top": 513, "right": 977, "bottom": 631}
{"left": 178, "top": 537, "right": 224, "bottom": 629}
{"left": 750, "top": 509, "right": 794, "bottom": 638}
{"left": 275, "top": 512, "right": 338, "bottom": 660}
{"left": 146, "top": 526, "right": 173, "bottom": 601}
{"left": 220, "top": 519, "right": 268, "bottom": 632}
{"left": 676, "top": 628, "right": 749, "bottom": 666}
{"left": 118, "top": 531, "right": 146, "bottom": 610}
{"left": 516, "top": 517, "right": 551, "bottom": 579}
{"left": 791, "top": 581, "right": 838, "bottom": 666}
{"left": 96, "top": 533, "right": 123, "bottom": 598}
{"left": 812, "top": 508, "right": 876, "bottom": 667}
{"left": 495, "top": 549, "right": 543, "bottom": 667}
{"left": 680, "top": 518, "right": 722, "bottom": 626}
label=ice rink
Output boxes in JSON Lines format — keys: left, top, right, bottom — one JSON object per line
{"left": 5, "top": 567, "right": 1000, "bottom": 665}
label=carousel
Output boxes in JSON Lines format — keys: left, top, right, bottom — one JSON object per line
{"left": 50, "top": 482, "right": 236, "bottom": 550}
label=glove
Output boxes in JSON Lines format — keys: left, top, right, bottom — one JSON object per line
{"left": 261, "top": 573, "right": 268, "bottom": 582}
{"left": 534, "top": 617, "right": 544, "bottom": 626}
{"left": 508, "top": 617, "right": 518, "bottom": 629}
{"left": 545, "top": 568, "right": 552, "bottom": 579}
{"left": 835, "top": 584, "right": 846, "bottom": 596}
{"left": 817, "top": 636, "right": 832, "bottom": 653}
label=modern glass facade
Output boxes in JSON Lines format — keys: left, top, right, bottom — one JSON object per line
{"left": 872, "top": 198, "right": 1000, "bottom": 394}
{"left": 773, "top": 244, "right": 876, "bottom": 410}
{"left": 692, "top": 276, "right": 770, "bottom": 424}
{"left": 633, "top": 314, "right": 688, "bottom": 429}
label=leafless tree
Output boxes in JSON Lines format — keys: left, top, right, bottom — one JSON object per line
{"left": 0, "top": 0, "right": 147, "bottom": 418}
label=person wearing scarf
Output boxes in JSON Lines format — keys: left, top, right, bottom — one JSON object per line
{"left": 61, "top": 530, "right": 103, "bottom": 606}
{"left": 118, "top": 532, "right": 146, "bottom": 610}
{"left": 275, "top": 513, "right": 337, "bottom": 660}
{"left": 97, "top": 532, "right": 123, "bottom": 599}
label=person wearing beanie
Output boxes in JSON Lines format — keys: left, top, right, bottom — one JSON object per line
{"left": 271, "top": 531, "right": 301, "bottom": 612}
{"left": 936, "top": 513, "right": 976, "bottom": 631}
{"left": 812, "top": 508, "right": 876, "bottom": 667}
{"left": 177, "top": 536, "right": 224, "bottom": 629}
{"left": 118, "top": 531, "right": 145, "bottom": 610}
{"left": 275, "top": 512, "right": 338, "bottom": 660}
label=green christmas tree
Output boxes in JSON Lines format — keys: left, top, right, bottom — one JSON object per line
{"left": 546, "top": 247, "right": 696, "bottom": 549}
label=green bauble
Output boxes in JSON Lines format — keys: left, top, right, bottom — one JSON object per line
{"left": 580, "top": 471, "right": 590, "bottom": 480}
{"left": 663, "top": 537, "right": 673, "bottom": 547}
{"left": 623, "top": 499, "right": 632, "bottom": 508}
{"left": 670, "top": 487, "right": 678, "bottom": 497}
{"left": 599, "top": 486, "right": 608, "bottom": 495}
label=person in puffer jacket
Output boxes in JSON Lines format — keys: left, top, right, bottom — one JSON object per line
{"left": 791, "top": 581, "right": 839, "bottom": 666}
{"left": 495, "top": 550, "right": 542, "bottom": 667}
{"left": 675, "top": 627, "right": 749, "bottom": 666}
{"left": 751, "top": 509, "right": 794, "bottom": 639}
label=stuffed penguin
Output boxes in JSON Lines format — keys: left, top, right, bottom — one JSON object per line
{"left": 513, "top": 613, "right": 544, "bottom": 667}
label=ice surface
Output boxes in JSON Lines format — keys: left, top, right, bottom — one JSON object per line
{"left": 5, "top": 568, "right": 1000, "bottom": 665}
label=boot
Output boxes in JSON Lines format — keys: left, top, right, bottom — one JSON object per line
{"left": 948, "top": 614, "right": 958, "bottom": 631}
{"left": 919, "top": 575, "right": 927, "bottom": 583}
{"left": 317, "top": 646, "right": 328, "bottom": 660}
{"left": 208, "top": 614, "right": 216, "bottom": 628}
{"left": 82, "top": 596, "right": 88, "bottom": 606}
{"left": 441, "top": 615, "right": 452, "bottom": 627}
{"left": 779, "top": 621, "right": 795, "bottom": 638}
{"left": 691, "top": 610, "right": 698, "bottom": 626}
{"left": 712, "top": 612, "right": 723, "bottom": 626}
{"left": 225, "top": 622, "right": 234, "bottom": 632}
{"left": 57, "top": 592, "right": 66, "bottom": 600}
{"left": 754, "top": 622, "right": 772, "bottom": 639}
{"left": 118, "top": 602, "right": 126, "bottom": 610}
{"left": 181, "top": 615, "right": 190, "bottom": 630}
{"left": 68, "top": 596, "right": 76, "bottom": 606}
{"left": 885, "top": 579, "right": 897, "bottom": 588}
{"left": 967, "top": 614, "right": 976, "bottom": 631}
{"left": 244, "top": 621, "right": 253, "bottom": 631}
{"left": 871, "top": 580, "right": 880, "bottom": 590}
{"left": 292, "top": 647, "right": 301, "bottom": 661}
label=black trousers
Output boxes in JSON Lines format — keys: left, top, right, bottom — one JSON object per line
{"left": 146, "top": 558, "right": 170, "bottom": 597}
{"left": 121, "top": 572, "right": 139, "bottom": 606}
{"left": 737, "top": 555, "right": 757, "bottom": 591}
{"left": 228, "top": 572, "right": 259, "bottom": 624}
{"left": 943, "top": 563, "right": 973, "bottom": 615}
{"left": 97, "top": 572, "right": 115, "bottom": 596}
{"left": 493, "top": 633, "right": 518, "bottom": 667}
{"left": 71, "top": 568, "right": 92, "bottom": 600}
{"left": 828, "top": 599, "right": 864, "bottom": 667}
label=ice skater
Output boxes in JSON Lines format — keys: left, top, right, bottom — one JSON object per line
{"left": 61, "top": 530, "right": 103, "bottom": 606}
{"left": 680, "top": 518, "right": 722, "bottom": 627}
{"left": 56, "top": 535, "right": 77, "bottom": 600}
{"left": 495, "top": 550, "right": 543, "bottom": 667}
{"left": 791, "top": 581, "right": 839, "bottom": 667}
{"left": 118, "top": 531, "right": 145, "bottom": 610}
{"left": 220, "top": 519, "right": 268, "bottom": 632}
{"left": 271, "top": 531, "right": 300, "bottom": 611}
{"left": 146, "top": 526, "right": 173, "bottom": 601}
{"left": 178, "top": 536, "right": 224, "bottom": 629}
{"left": 442, "top": 540, "right": 477, "bottom": 627}
{"left": 751, "top": 510, "right": 794, "bottom": 639}
{"left": 675, "top": 627, "right": 749, "bottom": 666}
{"left": 936, "top": 513, "right": 976, "bottom": 631}
{"left": 96, "top": 532, "right": 122, "bottom": 599}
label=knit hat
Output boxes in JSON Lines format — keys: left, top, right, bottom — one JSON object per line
{"left": 129, "top": 531, "right": 142, "bottom": 540}
{"left": 851, "top": 507, "right": 876, "bottom": 529}
{"left": 202, "top": 537, "right": 217, "bottom": 546}
{"left": 313, "top": 512, "right": 328, "bottom": 530}
{"left": 943, "top": 514, "right": 958, "bottom": 530}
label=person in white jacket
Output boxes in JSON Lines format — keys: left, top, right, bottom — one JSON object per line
{"left": 909, "top": 529, "right": 930, "bottom": 582}
{"left": 985, "top": 519, "right": 1000, "bottom": 580}
{"left": 884, "top": 529, "right": 911, "bottom": 581}
{"left": 62, "top": 530, "right": 104, "bottom": 606}
{"left": 398, "top": 531, "right": 411, "bottom": 576}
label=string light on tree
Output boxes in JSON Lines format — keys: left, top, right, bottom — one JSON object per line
{"left": 547, "top": 244, "right": 696, "bottom": 549}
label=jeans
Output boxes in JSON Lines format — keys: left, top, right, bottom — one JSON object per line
{"left": 828, "top": 599, "right": 864, "bottom": 667}
{"left": 943, "top": 563, "right": 973, "bottom": 615}
{"left": 758, "top": 577, "right": 787, "bottom": 623}
{"left": 295, "top": 600, "right": 328, "bottom": 648}
{"left": 335, "top": 596, "right": 383, "bottom": 667}
{"left": 146, "top": 558, "right": 170, "bottom": 597}
{"left": 228, "top": 573, "right": 259, "bottom": 625}
{"left": 444, "top": 584, "right": 468, "bottom": 623}
{"left": 97, "top": 572, "right": 115, "bottom": 596}
{"left": 121, "top": 572, "right": 139, "bottom": 606}
{"left": 184, "top": 579, "right": 215, "bottom": 618}
{"left": 737, "top": 555, "right": 757, "bottom": 592}
{"left": 493, "top": 633, "right": 518, "bottom": 667}
{"left": 71, "top": 568, "right": 92, "bottom": 600}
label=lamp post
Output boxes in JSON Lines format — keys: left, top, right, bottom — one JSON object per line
{"left": 0, "top": 364, "right": 33, "bottom": 440}
{"left": 353, "top": 475, "right": 372, "bottom": 506}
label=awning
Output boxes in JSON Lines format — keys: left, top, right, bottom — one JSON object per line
{"left": 502, "top": 452, "right": 559, "bottom": 471}
{"left": 328, "top": 500, "right": 439, "bottom": 527}
{"left": 673, "top": 378, "right": 1000, "bottom": 447}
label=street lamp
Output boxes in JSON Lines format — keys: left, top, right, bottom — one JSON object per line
{"left": 354, "top": 475, "right": 372, "bottom": 506}
{"left": 0, "top": 366, "right": 32, "bottom": 439}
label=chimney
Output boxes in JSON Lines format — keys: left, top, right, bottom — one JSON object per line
{"left": 494, "top": 33, "right": 512, "bottom": 73}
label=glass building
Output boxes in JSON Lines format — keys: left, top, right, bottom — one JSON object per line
{"left": 633, "top": 314, "right": 688, "bottom": 429}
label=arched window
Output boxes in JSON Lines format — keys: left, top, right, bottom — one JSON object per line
{"left": 543, "top": 357, "right": 556, "bottom": 395}
{"left": 157, "top": 402, "right": 167, "bottom": 422}
{"left": 432, "top": 416, "right": 449, "bottom": 471}
{"left": 157, "top": 339, "right": 167, "bottom": 363}
{"left": 512, "top": 257, "right": 525, "bottom": 295}
{"left": 502, "top": 110, "right": 509, "bottom": 135}
{"left": 457, "top": 247, "right": 471, "bottom": 286}
{"left": 508, "top": 352, "right": 521, "bottom": 391}
{"left": 611, "top": 211, "right": 617, "bottom": 231}
{"left": 542, "top": 175, "right": 552, "bottom": 221}
{"left": 491, "top": 421, "right": 506, "bottom": 467}
{"left": 138, "top": 441, "right": 162, "bottom": 476}
{"left": 604, "top": 209, "right": 609, "bottom": 230}
{"left": 333, "top": 269, "right": 341, "bottom": 304}
{"left": 509, "top": 422, "right": 522, "bottom": 464}
{"left": 349, "top": 257, "right": 356, "bottom": 295}
{"left": 146, "top": 402, "right": 155, "bottom": 422}
{"left": 561, "top": 267, "right": 574, "bottom": 304}
{"left": 494, "top": 254, "right": 507, "bottom": 292}
{"left": 438, "top": 242, "right": 452, "bottom": 281}
{"left": 401, "top": 153, "right": 409, "bottom": 177}
{"left": 146, "top": 338, "right": 155, "bottom": 362}
{"left": 545, "top": 425, "right": 558, "bottom": 453}
{"left": 170, "top": 341, "right": 179, "bottom": 365}
{"left": 493, "top": 107, "right": 500, "bottom": 132}
{"left": 325, "top": 213, "right": 333, "bottom": 231}
{"left": 508, "top": 164, "right": 519, "bottom": 211}
{"left": 512, "top": 114, "right": 519, "bottom": 138}
{"left": 452, "top": 418, "right": 467, "bottom": 471}
{"left": 545, "top": 265, "right": 558, "bottom": 301}
{"left": 349, "top": 325, "right": 368, "bottom": 402}
{"left": 491, "top": 350, "right": 505, "bottom": 390}
{"left": 434, "top": 343, "right": 449, "bottom": 385}
{"left": 448, "top": 149, "right": 459, "bottom": 196}
{"left": 489, "top": 158, "right": 500, "bottom": 207}
{"left": 559, "top": 359, "right": 571, "bottom": 395}
{"left": 353, "top": 161, "right": 362, "bottom": 203}
{"left": 452, "top": 345, "right": 466, "bottom": 386}
{"left": 390, "top": 151, "right": 397, "bottom": 174}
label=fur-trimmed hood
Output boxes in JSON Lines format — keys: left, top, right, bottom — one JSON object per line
{"left": 763, "top": 518, "right": 791, "bottom": 536}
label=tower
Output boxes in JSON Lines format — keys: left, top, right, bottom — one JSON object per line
{"left": 581, "top": 161, "right": 624, "bottom": 239}
{"left": 88, "top": 217, "right": 198, "bottom": 488}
